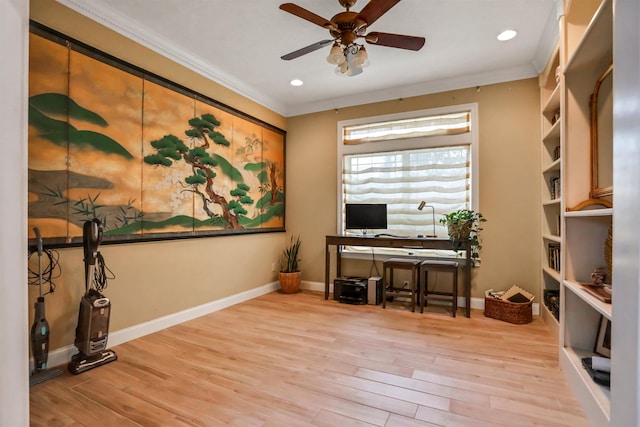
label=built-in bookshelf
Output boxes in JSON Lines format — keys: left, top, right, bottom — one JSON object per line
{"left": 539, "top": 44, "right": 561, "bottom": 336}
{"left": 544, "top": 0, "right": 614, "bottom": 425}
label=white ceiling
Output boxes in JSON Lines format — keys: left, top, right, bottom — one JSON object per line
{"left": 57, "top": 0, "right": 559, "bottom": 117}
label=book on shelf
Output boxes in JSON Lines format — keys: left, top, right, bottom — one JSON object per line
{"left": 548, "top": 243, "right": 560, "bottom": 271}
{"left": 549, "top": 177, "right": 561, "bottom": 199}
{"left": 553, "top": 145, "right": 560, "bottom": 161}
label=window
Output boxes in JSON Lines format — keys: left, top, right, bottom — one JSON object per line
{"left": 337, "top": 104, "right": 479, "bottom": 256}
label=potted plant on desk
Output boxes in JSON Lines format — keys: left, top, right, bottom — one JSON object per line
{"left": 279, "top": 235, "right": 302, "bottom": 294}
{"left": 440, "top": 209, "right": 486, "bottom": 267}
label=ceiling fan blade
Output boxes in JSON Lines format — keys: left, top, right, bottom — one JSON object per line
{"left": 281, "top": 39, "right": 334, "bottom": 60}
{"left": 279, "top": 3, "right": 336, "bottom": 30}
{"left": 356, "top": 0, "right": 402, "bottom": 26}
{"left": 365, "top": 32, "right": 426, "bottom": 51}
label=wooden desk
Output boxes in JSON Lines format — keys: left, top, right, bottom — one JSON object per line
{"left": 325, "top": 235, "right": 473, "bottom": 317}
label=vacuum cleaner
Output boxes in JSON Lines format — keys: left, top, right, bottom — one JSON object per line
{"left": 68, "top": 218, "right": 117, "bottom": 374}
{"left": 29, "top": 227, "right": 64, "bottom": 386}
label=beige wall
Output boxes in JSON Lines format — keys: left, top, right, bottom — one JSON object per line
{"left": 30, "top": 0, "right": 287, "bottom": 351}
{"left": 286, "top": 80, "right": 542, "bottom": 300}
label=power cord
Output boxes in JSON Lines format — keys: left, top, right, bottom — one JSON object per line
{"left": 92, "top": 252, "right": 115, "bottom": 294}
{"left": 27, "top": 248, "right": 61, "bottom": 295}
{"left": 369, "top": 248, "right": 381, "bottom": 277}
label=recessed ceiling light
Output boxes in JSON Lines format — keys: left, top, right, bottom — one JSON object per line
{"left": 497, "top": 29, "right": 517, "bottom": 41}
{"left": 290, "top": 79, "right": 304, "bottom": 87}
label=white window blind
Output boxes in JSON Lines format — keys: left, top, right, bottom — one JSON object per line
{"left": 343, "top": 111, "right": 470, "bottom": 144}
{"left": 342, "top": 145, "right": 471, "bottom": 237}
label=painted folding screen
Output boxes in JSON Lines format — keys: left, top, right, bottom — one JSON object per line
{"left": 28, "top": 25, "right": 285, "bottom": 246}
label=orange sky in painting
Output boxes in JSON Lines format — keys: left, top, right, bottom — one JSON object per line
{"left": 66, "top": 49, "right": 143, "bottom": 209}
{"left": 29, "top": 33, "right": 70, "bottom": 172}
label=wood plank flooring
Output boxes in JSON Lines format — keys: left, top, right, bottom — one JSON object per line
{"left": 30, "top": 291, "right": 590, "bottom": 426}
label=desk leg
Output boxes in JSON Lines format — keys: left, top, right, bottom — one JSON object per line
{"left": 325, "top": 243, "right": 330, "bottom": 300}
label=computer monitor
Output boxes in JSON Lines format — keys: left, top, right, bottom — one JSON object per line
{"left": 345, "top": 203, "right": 387, "bottom": 232}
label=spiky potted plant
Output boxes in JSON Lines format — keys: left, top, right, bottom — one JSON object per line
{"left": 279, "top": 235, "right": 302, "bottom": 293}
{"left": 439, "top": 209, "right": 486, "bottom": 266}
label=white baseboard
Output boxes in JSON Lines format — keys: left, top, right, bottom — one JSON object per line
{"left": 39, "top": 281, "right": 279, "bottom": 371}
{"left": 301, "top": 280, "right": 540, "bottom": 315}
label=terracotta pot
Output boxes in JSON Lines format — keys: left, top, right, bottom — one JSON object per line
{"left": 278, "top": 271, "right": 302, "bottom": 294}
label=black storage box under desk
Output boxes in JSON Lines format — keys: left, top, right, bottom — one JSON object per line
{"left": 333, "top": 277, "right": 368, "bottom": 304}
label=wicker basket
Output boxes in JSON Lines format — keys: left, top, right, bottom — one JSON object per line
{"left": 484, "top": 297, "right": 533, "bottom": 324}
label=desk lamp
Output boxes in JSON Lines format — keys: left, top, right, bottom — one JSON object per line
{"left": 417, "top": 201, "right": 437, "bottom": 238}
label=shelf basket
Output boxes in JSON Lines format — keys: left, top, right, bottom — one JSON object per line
{"left": 484, "top": 297, "right": 533, "bottom": 324}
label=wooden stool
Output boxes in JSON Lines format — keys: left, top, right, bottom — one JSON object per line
{"left": 382, "top": 258, "right": 421, "bottom": 312}
{"left": 419, "top": 260, "right": 459, "bottom": 316}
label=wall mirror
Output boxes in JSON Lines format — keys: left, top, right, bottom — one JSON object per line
{"left": 569, "top": 64, "right": 613, "bottom": 211}
{"left": 590, "top": 64, "right": 613, "bottom": 200}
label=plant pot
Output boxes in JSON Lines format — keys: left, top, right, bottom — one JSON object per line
{"left": 447, "top": 222, "right": 472, "bottom": 240}
{"left": 278, "top": 271, "right": 302, "bottom": 294}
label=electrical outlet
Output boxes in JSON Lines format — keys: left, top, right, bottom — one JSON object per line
{"left": 271, "top": 262, "right": 276, "bottom": 272}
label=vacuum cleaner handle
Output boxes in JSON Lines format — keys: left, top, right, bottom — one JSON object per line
{"left": 83, "top": 219, "right": 103, "bottom": 294}
{"left": 92, "top": 218, "right": 103, "bottom": 247}
{"left": 83, "top": 219, "right": 103, "bottom": 266}
{"left": 34, "top": 227, "right": 43, "bottom": 256}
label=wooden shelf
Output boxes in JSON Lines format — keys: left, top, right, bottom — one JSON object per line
{"left": 541, "top": 301, "right": 559, "bottom": 337}
{"left": 564, "top": 279, "right": 612, "bottom": 319}
{"left": 565, "top": 208, "right": 613, "bottom": 218}
{"left": 543, "top": 234, "right": 561, "bottom": 243}
{"left": 560, "top": 347, "right": 610, "bottom": 425}
{"left": 543, "top": 266, "right": 561, "bottom": 282}
{"left": 543, "top": 119, "right": 561, "bottom": 142}
{"left": 542, "top": 84, "right": 561, "bottom": 116}
{"left": 543, "top": 158, "right": 561, "bottom": 174}
{"left": 565, "top": 0, "right": 613, "bottom": 75}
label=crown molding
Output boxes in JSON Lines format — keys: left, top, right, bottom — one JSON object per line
{"left": 55, "top": 0, "right": 287, "bottom": 115}
{"left": 285, "top": 64, "right": 539, "bottom": 117}
{"left": 531, "top": 0, "right": 561, "bottom": 73}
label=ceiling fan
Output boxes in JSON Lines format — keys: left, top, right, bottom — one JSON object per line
{"left": 279, "top": 0, "right": 426, "bottom": 76}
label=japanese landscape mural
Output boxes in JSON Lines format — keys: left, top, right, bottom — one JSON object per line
{"left": 28, "top": 26, "right": 285, "bottom": 245}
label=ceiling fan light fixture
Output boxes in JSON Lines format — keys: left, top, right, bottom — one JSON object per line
{"left": 335, "top": 48, "right": 363, "bottom": 77}
{"left": 352, "top": 46, "right": 368, "bottom": 67}
{"left": 327, "top": 43, "right": 346, "bottom": 64}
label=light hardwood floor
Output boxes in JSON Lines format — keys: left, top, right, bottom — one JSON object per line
{"left": 30, "top": 290, "right": 590, "bottom": 426}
